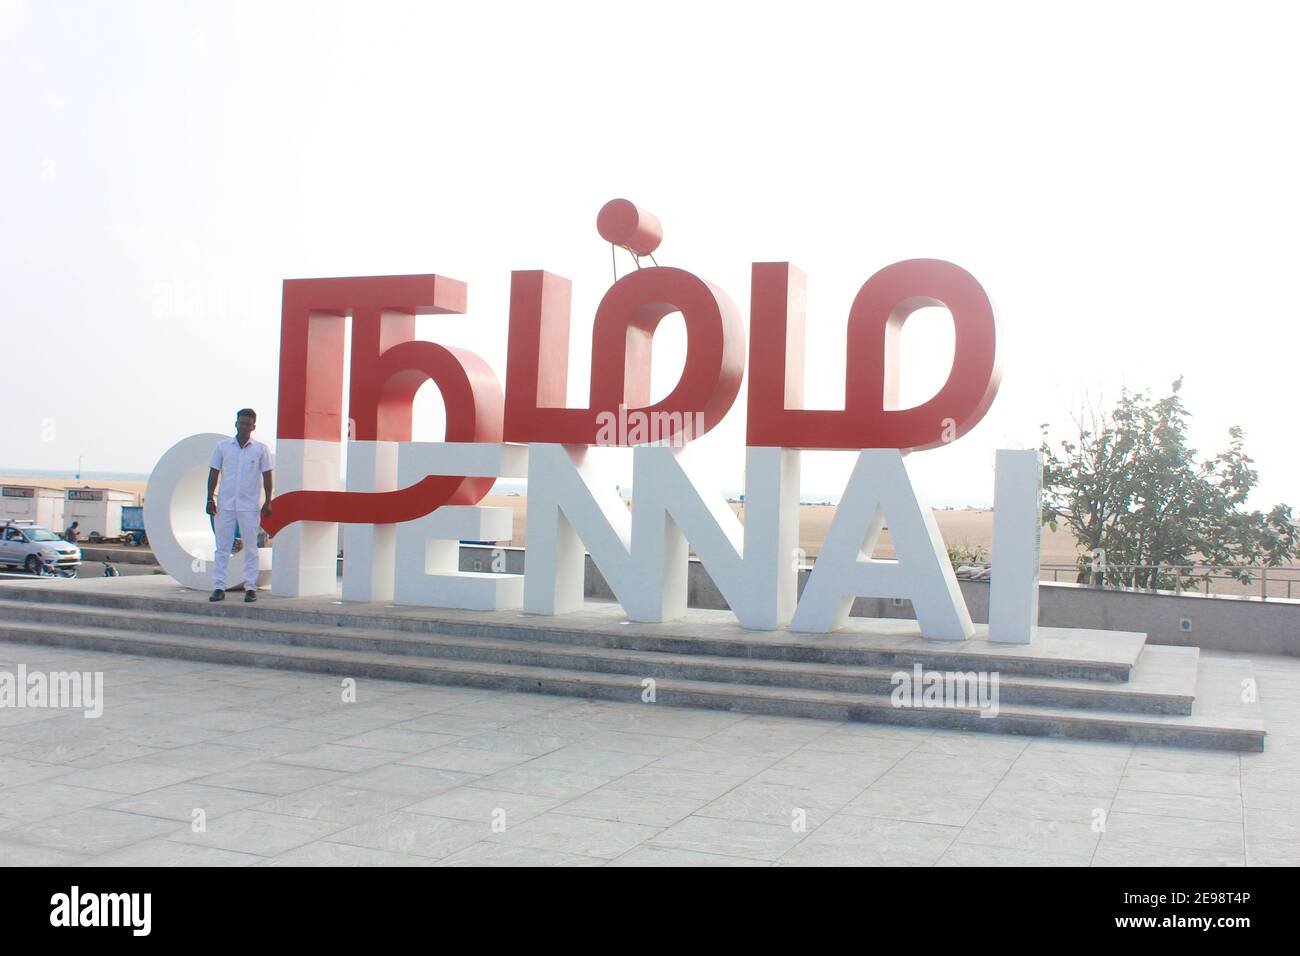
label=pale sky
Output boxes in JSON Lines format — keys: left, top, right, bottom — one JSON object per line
{"left": 3, "top": 0, "right": 1296, "bottom": 508}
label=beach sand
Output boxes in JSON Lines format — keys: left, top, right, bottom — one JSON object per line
{"left": 0, "top": 475, "right": 145, "bottom": 501}
{"left": 477, "top": 495, "right": 1086, "bottom": 566}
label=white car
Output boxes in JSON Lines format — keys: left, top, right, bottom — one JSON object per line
{"left": 0, "top": 521, "right": 82, "bottom": 574}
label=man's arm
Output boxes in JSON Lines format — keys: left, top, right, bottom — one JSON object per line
{"left": 206, "top": 467, "right": 219, "bottom": 515}
{"left": 262, "top": 470, "right": 273, "bottom": 517}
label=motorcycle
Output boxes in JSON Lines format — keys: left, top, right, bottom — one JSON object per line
{"left": 38, "top": 555, "right": 78, "bottom": 579}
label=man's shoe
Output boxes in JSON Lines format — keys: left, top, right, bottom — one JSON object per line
{"left": 244, "top": 589, "right": 257, "bottom": 603}
{"left": 209, "top": 589, "right": 225, "bottom": 602}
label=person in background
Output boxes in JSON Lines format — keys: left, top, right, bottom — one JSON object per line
{"left": 206, "top": 408, "right": 273, "bottom": 602}
{"left": 64, "top": 521, "right": 79, "bottom": 543}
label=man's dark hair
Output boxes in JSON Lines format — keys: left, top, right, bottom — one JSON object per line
{"left": 236, "top": 408, "right": 257, "bottom": 422}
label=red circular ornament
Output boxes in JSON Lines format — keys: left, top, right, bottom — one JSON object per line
{"left": 597, "top": 198, "right": 663, "bottom": 255}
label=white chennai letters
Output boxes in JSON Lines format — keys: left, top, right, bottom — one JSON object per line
{"left": 392, "top": 443, "right": 527, "bottom": 610}
{"left": 144, "top": 433, "right": 271, "bottom": 591}
{"left": 789, "top": 449, "right": 975, "bottom": 641}
{"left": 627, "top": 445, "right": 800, "bottom": 629}
{"left": 147, "top": 438, "right": 1042, "bottom": 642}
{"left": 988, "top": 449, "right": 1043, "bottom": 644}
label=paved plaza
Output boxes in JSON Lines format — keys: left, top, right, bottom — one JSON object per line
{"left": 1, "top": 640, "right": 1298, "bottom": 866}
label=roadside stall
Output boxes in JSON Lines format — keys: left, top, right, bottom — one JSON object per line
{"left": 63, "top": 487, "right": 138, "bottom": 543}
{"left": 0, "top": 485, "right": 66, "bottom": 531}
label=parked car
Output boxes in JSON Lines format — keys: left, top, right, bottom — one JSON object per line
{"left": 0, "top": 520, "right": 82, "bottom": 574}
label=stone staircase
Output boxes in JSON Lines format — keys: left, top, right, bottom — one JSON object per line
{"left": 0, "top": 576, "right": 1265, "bottom": 751}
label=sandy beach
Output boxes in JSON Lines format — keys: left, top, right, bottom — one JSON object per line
{"left": 475, "top": 494, "right": 1087, "bottom": 566}
{"left": 0, "top": 475, "right": 146, "bottom": 501}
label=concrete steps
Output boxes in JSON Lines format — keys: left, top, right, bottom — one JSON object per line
{"left": 0, "top": 582, "right": 1146, "bottom": 680}
{"left": 0, "top": 617, "right": 1263, "bottom": 751}
{"left": 0, "top": 599, "right": 1199, "bottom": 714}
{"left": 0, "top": 577, "right": 1266, "bottom": 751}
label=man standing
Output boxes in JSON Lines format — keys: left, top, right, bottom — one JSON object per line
{"left": 206, "top": 408, "right": 273, "bottom": 602}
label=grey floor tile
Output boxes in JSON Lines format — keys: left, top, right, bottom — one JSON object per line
{"left": 554, "top": 786, "right": 706, "bottom": 828}
{"left": 216, "top": 727, "right": 344, "bottom": 756}
{"left": 328, "top": 811, "right": 485, "bottom": 860}
{"left": 193, "top": 761, "right": 350, "bottom": 796}
{"left": 253, "top": 784, "right": 423, "bottom": 825}
{"left": 391, "top": 714, "right": 512, "bottom": 737}
{"left": 470, "top": 766, "right": 613, "bottom": 801}
{"left": 260, "top": 841, "right": 434, "bottom": 866}
{"left": 649, "top": 748, "right": 778, "bottom": 777}
{"left": 89, "top": 839, "right": 263, "bottom": 867}
{"left": 957, "top": 809, "right": 1102, "bottom": 854}
{"left": 651, "top": 814, "right": 805, "bottom": 862}
{"left": 172, "top": 808, "right": 346, "bottom": 856}
{"left": 1102, "top": 810, "right": 1245, "bottom": 855}
{"left": 698, "top": 773, "right": 861, "bottom": 829}
{"left": 1125, "top": 746, "right": 1242, "bottom": 776}
{"left": 0, "top": 635, "right": 1291, "bottom": 868}
{"left": 842, "top": 784, "right": 988, "bottom": 827}
{"left": 978, "top": 785, "right": 1116, "bottom": 825}
{"left": 0, "top": 757, "right": 69, "bottom": 789}
{"left": 606, "top": 768, "right": 749, "bottom": 803}
{"left": 524, "top": 746, "right": 659, "bottom": 777}
{"left": 435, "top": 842, "right": 604, "bottom": 867}
{"left": 1109, "top": 788, "right": 1243, "bottom": 823}
{"left": 107, "top": 783, "right": 272, "bottom": 822}
{"left": 793, "top": 812, "right": 959, "bottom": 865}
{"left": 331, "top": 728, "right": 462, "bottom": 754}
{"left": 136, "top": 742, "right": 265, "bottom": 773}
{"left": 48, "top": 761, "right": 208, "bottom": 796}
{"left": 937, "top": 842, "right": 1094, "bottom": 866}
{"left": 1121, "top": 768, "right": 1242, "bottom": 799}
{"left": 0, "top": 781, "right": 116, "bottom": 822}
{"left": 456, "top": 732, "right": 577, "bottom": 757}
{"left": 1093, "top": 840, "right": 1245, "bottom": 867}
{"left": 608, "top": 846, "right": 769, "bottom": 867}
{"left": 270, "top": 744, "right": 406, "bottom": 773}
{"left": 4, "top": 808, "right": 182, "bottom": 855}
{"left": 488, "top": 811, "right": 659, "bottom": 860}
{"left": 343, "top": 764, "right": 475, "bottom": 797}
{"left": 578, "top": 731, "right": 695, "bottom": 757}
{"left": 396, "top": 746, "right": 534, "bottom": 775}
{"left": 405, "top": 786, "right": 562, "bottom": 825}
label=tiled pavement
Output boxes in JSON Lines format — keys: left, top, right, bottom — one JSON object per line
{"left": 1, "top": 641, "right": 1298, "bottom": 866}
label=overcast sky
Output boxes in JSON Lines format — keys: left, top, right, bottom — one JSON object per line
{"left": 3, "top": 0, "right": 1296, "bottom": 508}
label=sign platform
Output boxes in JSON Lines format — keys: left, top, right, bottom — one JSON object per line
{"left": 0, "top": 576, "right": 1264, "bottom": 752}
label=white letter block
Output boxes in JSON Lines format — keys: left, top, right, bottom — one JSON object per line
{"left": 790, "top": 449, "right": 975, "bottom": 641}
{"left": 523, "top": 444, "right": 634, "bottom": 616}
{"left": 394, "top": 506, "right": 521, "bottom": 610}
{"left": 145, "top": 432, "right": 272, "bottom": 590}
{"left": 630, "top": 445, "right": 800, "bottom": 628}
{"left": 391, "top": 442, "right": 526, "bottom": 610}
{"left": 271, "top": 438, "right": 342, "bottom": 597}
{"left": 988, "top": 448, "right": 1041, "bottom": 644}
{"left": 342, "top": 440, "right": 399, "bottom": 603}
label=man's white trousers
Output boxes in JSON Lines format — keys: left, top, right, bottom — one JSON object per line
{"left": 213, "top": 509, "right": 261, "bottom": 590}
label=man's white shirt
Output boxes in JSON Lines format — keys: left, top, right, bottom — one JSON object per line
{"left": 210, "top": 437, "right": 273, "bottom": 511}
